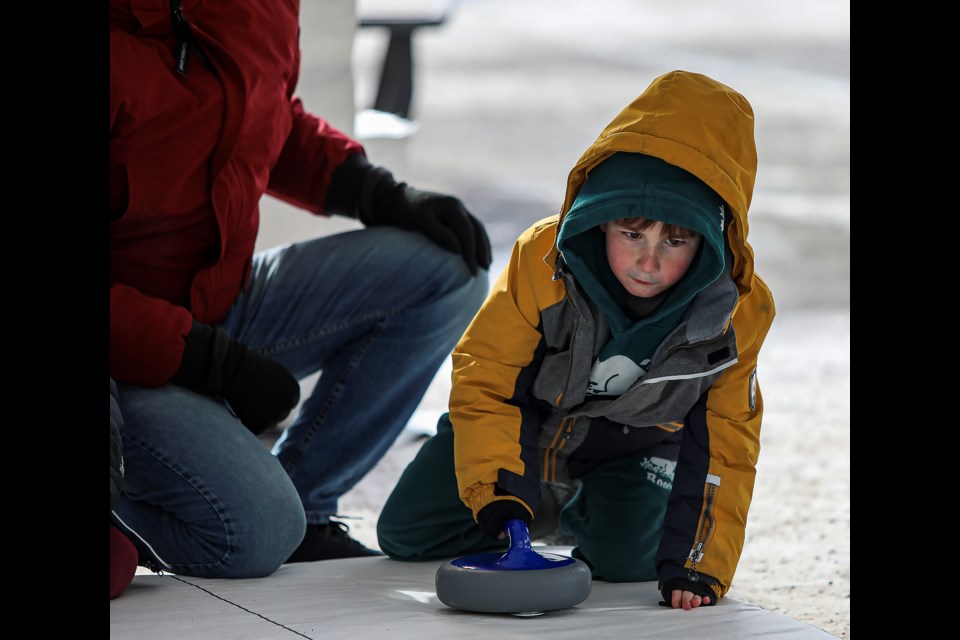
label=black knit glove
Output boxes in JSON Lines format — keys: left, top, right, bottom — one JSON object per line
{"left": 110, "top": 378, "right": 124, "bottom": 511}
{"left": 659, "top": 577, "right": 717, "bottom": 607}
{"left": 171, "top": 322, "right": 300, "bottom": 435}
{"left": 325, "top": 153, "right": 492, "bottom": 275}
{"left": 477, "top": 499, "right": 532, "bottom": 539}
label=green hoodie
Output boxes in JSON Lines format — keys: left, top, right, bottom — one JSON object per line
{"left": 556, "top": 152, "right": 727, "bottom": 395}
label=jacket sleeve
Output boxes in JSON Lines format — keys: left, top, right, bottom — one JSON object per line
{"left": 265, "top": 42, "right": 365, "bottom": 215}
{"left": 110, "top": 283, "right": 194, "bottom": 388}
{"left": 450, "top": 222, "right": 558, "bottom": 520}
{"left": 656, "top": 276, "right": 775, "bottom": 601}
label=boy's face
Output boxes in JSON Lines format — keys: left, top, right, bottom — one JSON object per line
{"left": 599, "top": 219, "right": 702, "bottom": 298}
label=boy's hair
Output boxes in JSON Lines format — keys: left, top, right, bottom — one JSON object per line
{"left": 614, "top": 217, "right": 699, "bottom": 239}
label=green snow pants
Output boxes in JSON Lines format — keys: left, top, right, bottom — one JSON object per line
{"left": 377, "top": 413, "right": 675, "bottom": 582}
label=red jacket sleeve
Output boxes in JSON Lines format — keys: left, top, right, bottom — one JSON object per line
{"left": 265, "top": 68, "right": 366, "bottom": 216}
{"left": 265, "top": 28, "right": 365, "bottom": 213}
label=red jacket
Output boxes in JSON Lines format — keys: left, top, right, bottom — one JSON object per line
{"left": 110, "top": 0, "right": 363, "bottom": 386}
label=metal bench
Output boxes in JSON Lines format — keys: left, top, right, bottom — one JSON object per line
{"left": 358, "top": 0, "right": 454, "bottom": 119}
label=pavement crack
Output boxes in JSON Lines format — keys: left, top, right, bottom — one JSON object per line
{"left": 171, "top": 575, "right": 316, "bottom": 639}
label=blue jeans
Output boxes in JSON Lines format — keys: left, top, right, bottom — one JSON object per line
{"left": 111, "top": 228, "right": 489, "bottom": 578}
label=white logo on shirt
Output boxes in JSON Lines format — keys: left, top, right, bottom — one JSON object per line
{"left": 641, "top": 456, "right": 676, "bottom": 490}
{"left": 586, "top": 355, "right": 650, "bottom": 396}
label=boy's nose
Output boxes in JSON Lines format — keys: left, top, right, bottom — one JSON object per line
{"left": 636, "top": 251, "right": 659, "bottom": 272}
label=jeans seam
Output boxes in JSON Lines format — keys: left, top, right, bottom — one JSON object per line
{"left": 282, "top": 317, "right": 386, "bottom": 479}
{"left": 122, "top": 433, "right": 236, "bottom": 572}
{"left": 256, "top": 305, "right": 407, "bottom": 358}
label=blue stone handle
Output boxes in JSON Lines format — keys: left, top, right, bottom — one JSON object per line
{"left": 493, "top": 519, "right": 575, "bottom": 570}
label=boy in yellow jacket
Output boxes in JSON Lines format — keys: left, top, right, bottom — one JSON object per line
{"left": 377, "top": 70, "right": 775, "bottom": 609}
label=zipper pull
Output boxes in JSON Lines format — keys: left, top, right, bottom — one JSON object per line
{"left": 175, "top": 41, "right": 189, "bottom": 76}
{"left": 688, "top": 541, "right": 704, "bottom": 563}
{"left": 171, "top": 0, "right": 189, "bottom": 76}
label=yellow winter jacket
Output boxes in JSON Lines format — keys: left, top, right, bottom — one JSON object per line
{"left": 449, "top": 70, "right": 775, "bottom": 600}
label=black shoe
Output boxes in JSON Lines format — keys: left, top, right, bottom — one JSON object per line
{"left": 285, "top": 520, "right": 383, "bottom": 563}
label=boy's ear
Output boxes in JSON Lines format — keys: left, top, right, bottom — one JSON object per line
{"left": 599, "top": 222, "right": 608, "bottom": 232}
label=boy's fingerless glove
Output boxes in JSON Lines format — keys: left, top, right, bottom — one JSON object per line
{"left": 171, "top": 321, "right": 301, "bottom": 435}
{"left": 659, "top": 577, "right": 717, "bottom": 606}
{"left": 325, "top": 153, "right": 492, "bottom": 275}
{"left": 476, "top": 499, "right": 533, "bottom": 539}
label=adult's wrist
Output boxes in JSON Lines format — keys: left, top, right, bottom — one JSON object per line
{"left": 324, "top": 152, "right": 375, "bottom": 218}
{"left": 170, "top": 321, "right": 230, "bottom": 392}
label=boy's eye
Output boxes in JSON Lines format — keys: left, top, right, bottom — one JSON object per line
{"left": 665, "top": 238, "right": 686, "bottom": 247}
{"left": 623, "top": 231, "right": 641, "bottom": 240}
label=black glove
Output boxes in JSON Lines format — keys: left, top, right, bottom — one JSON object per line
{"left": 171, "top": 321, "right": 301, "bottom": 435}
{"left": 110, "top": 378, "right": 124, "bottom": 512}
{"left": 659, "top": 577, "right": 717, "bottom": 607}
{"left": 477, "top": 499, "right": 532, "bottom": 539}
{"left": 325, "top": 153, "right": 492, "bottom": 275}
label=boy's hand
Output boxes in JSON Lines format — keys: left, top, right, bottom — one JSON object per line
{"left": 477, "top": 499, "right": 532, "bottom": 539}
{"left": 659, "top": 578, "right": 716, "bottom": 610}
{"left": 667, "top": 589, "right": 712, "bottom": 610}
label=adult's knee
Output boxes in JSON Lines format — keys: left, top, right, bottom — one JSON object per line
{"left": 424, "top": 260, "right": 489, "bottom": 338}
{"left": 217, "top": 494, "right": 307, "bottom": 578}
{"left": 178, "top": 479, "right": 306, "bottom": 579}
{"left": 410, "top": 232, "right": 489, "bottom": 301}
{"left": 450, "top": 269, "right": 489, "bottom": 322}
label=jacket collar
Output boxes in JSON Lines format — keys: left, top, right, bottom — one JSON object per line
{"left": 110, "top": 0, "right": 202, "bottom": 32}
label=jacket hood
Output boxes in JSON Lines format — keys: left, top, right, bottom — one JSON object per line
{"left": 556, "top": 151, "right": 727, "bottom": 339}
{"left": 552, "top": 70, "right": 759, "bottom": 296}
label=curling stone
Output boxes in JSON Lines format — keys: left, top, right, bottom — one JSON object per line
{"left": 435, "top": 518, "right": 592, "bottom": 614}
